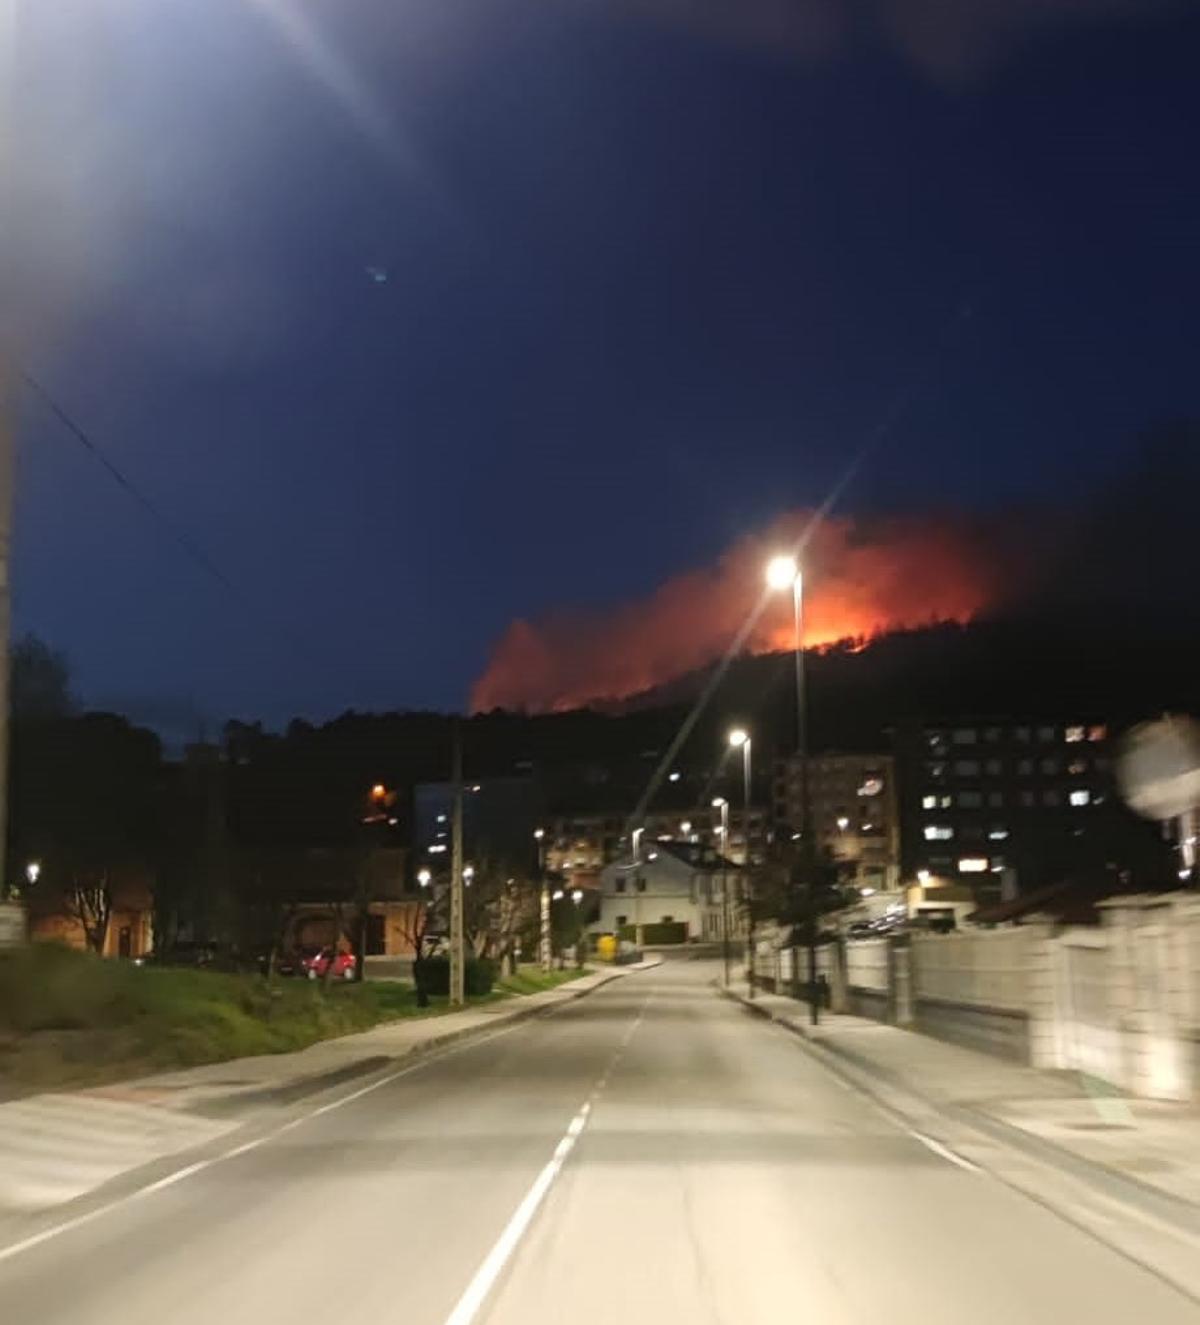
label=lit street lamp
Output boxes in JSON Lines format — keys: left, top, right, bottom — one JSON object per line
{"left": 727, "top": 727, "right": 752, "bottom": 865}
{"left": 25, "top": 861, "right": 41, "bottom": 886}
{"left": 712, "top": 797, "right": 732, "bottom": 987}
{"left": 417, "top": 868, "right": 431, "bottom": 888}
{"left": 534, "top": 828, "right": 551, "bottom": 973}
{"left": 766, "top": 552, "right": 817, "bottom": 1023}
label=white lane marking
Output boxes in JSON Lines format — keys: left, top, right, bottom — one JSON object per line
{"left": 441, "top": 993, "right": 649, "bottom": 1325}
{"left": 910, "top": 1130, "right": 980, "bottom": 1173}
{"left": 0, "top": 996, "right": 594, "bottom": 1268}
{"left": 442, "top": 1095, "right": 594, "bottom": 1325}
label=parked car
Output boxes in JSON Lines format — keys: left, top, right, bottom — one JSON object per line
{"left": 299, "top": 947, "right": 356, "bottom": 981}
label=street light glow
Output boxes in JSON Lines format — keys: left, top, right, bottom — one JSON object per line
{"left": 765, "top": 554, "right": 799, "bottom": 591}
{"left": 572, "top": 889, "right": 584, "bottom": 904}
{"left": 25, "top": 861, "right": 41, "bottom": 885}
{"left": 680, "top": 820, "right": 692, "bottom": 836}
{"left": 552, "top": 889, "right": 565, "bottom": 901}
{"left": 711, "top": 797, "right": 727, "bottom": 808}
{"left": 417, "top": 869, "right": 431, "bottom": 887}
{"left": 728, "top": 728, "right": 748, "bottom": 748}
{"left": 533, "top": 828, "right": 545, "bottom": 840}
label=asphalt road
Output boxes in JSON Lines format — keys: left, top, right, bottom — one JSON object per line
{"left": 1, "top": 961, "right": 1196, "bottom": 1324}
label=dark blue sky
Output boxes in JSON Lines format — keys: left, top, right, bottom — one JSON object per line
{"left": 8, "top": 0, "right": 1199, "bottom": 731}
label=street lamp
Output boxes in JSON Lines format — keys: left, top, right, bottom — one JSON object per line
{"left": 727, "top": 727, "right": 753, "bottom": 865}
{"left": 417, "top": 868, "right": 431, "bottom": 888}
{"left": 712, "top": 798, "right": 732, "bottom": 987}
{"left": 766, "top": 551, "right": 816, "bottom": 1023}
{"left": 25, "top": 861, "right": 41, "bottom": 886}
{"left": 534, "top": 828, "right": 551, "bottom": 973}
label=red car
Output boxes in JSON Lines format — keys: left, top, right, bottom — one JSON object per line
{"left": 300, "top": 947, "right": 357, "bottom": 981}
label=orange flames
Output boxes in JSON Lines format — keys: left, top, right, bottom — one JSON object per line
{"left": 471, "top": 511, "right": 997, "bottom": 713}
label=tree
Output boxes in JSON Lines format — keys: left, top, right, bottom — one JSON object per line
{"left": 64, "top": 873, "right": 113, "bottom": 954}
{"left": 10, "top": 635, "right": 74, "bottom": 722}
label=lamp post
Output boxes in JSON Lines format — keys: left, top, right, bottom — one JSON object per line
{"left": 727, "top": 728, "right": 752, "bottom": 866}
{"left": 712, "top": 797, "right": 731, "bottom": 986}
{"left": 534, "top": 828, "right": 550, "bottom": 974}
{"left": 766, "top": 553, "right": 817, "bottom": 1024}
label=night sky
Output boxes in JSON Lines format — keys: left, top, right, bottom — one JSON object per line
{"left": 8, "top": 0, "right": 1199, "bottom": 732}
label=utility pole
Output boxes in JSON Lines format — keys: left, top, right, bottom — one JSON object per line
{"left": 0, "top": 354, "right": 13, "bottom": 893}
{"left": 449, "top": 719, "right": 465, "bottom": 1007}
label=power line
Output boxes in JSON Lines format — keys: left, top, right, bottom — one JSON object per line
{"left": 20, "top": 371, "right": 242, "bottom": 600}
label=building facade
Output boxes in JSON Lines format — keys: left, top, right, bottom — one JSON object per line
{"left": 545, "top": 805, "right": 769, "bottom": 879}
{"left": 592, "top": 841, "right": 745, "bottom": 943}
{"left": 892, "top": 717, "right": 1164, "bottom": 908}
{"left": 773, "top": 752, "right": 900, "bottom": 892}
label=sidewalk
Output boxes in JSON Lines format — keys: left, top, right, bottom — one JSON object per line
{"left": 0, "top": 963, "right": 647, "bottom": 1224}
{"left": 723, "top": 986, "right": 1200, "bottom": 1228}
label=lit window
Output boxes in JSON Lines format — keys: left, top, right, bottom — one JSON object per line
{"left": 857, "top": 777, "right": 883, "bottom": 796}
{"left": 1065, "top": 726, "right": 1085, "bottom": 743}
{"left": 1088, "top": 725, "right": 1107, "bottom": 743}
{"left": 958, "top": 857, "right": 989, "bottom": 873}
{"left": 988, "top": 827, "right": 1009, "bottom": 841}
{"left": 1069, "top": 789, "right": 1091, "bottom": 807}
{"left": 927, "top": 761, "right": 947, "bottom": 779}
{"left": 939, "top": 794, "right": 953, "bottom": 809}
{"left": 1068, "top": 758, "right": 1087, "bottom": 775}
{"left": 921, "top": 794, "right": 938, "bottom": 810}
{"left": 924, "top": 824, "right": 954, "bottom": 841}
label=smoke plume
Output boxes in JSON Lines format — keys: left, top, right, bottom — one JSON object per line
{"left": 471, "top": 511, "right": 1004, "bottom": 713}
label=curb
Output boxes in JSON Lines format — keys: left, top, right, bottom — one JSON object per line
{"left": 718, "top": 985, "right": 1200, "bottom": 1241}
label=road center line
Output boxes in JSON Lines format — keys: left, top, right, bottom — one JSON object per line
{"left": 441, "top": 996, "right": 649, "bottom": 1325}
{"left": 910, "top": 1130, "right": 981, "bottom": 1173}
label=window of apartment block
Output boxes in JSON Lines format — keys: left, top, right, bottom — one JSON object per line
{"left": 921, "top": 794, "right": 938, "bottom": 809}
{"left": 1069, "top": 789, "right": 1091, "bottom": 807}
{"left": 987, "top": 791, "right": 1004, "bottom": 808}
{"left": 953, "top": 759, "right": 981, "bottom": 776}
{"left": 957, "top": 790, "right": 983, "bottom": 808}
{"left": 952, "top": 728, "right": 977, "bottom": 745}
{"left": 1067, "top": 758, "right": 1087, "bottom": 776}
{"left": 1088, "top": 725, "right": 1107, "bottom": 742}
{"left": 636, "top": 878, "right": 647, "bottom": 892}
{"left": 1019, "top": 791, "right": 1035, "bottom": 807}
{"left": 1016, "top": 726, "right": 1032, "bottom": 742}
{"left": 615, "top": 879, "right": 626, "bottom": 893}
{"left": 926, "top": 761, "right": 947, "bottom": 779}
{"left": 984, "top": 758, "right": 1003, "bottom": 776}
{"left": 923, "top": 824, "right": 954, "bottom": 841}
{"left": 1037, "top": 725, "right": 1056, "bottom": 742}
{"left": 983, "top": 726, "right": 1002, "bottom": 742}
{"left": 616, "top": 915, "right": 627, "bottom": 928}
{"left": 1040, "top": 758, "right": 1059, "bottom": 775}
{"left": 1043, "top": 789, "right": 1061, "bottom": 807}
{"left": 1065, "top": 725, "right": 1085, "bottom": 743}
{"left": 1018, "top": 758, "right": 1034, "bottom": 776}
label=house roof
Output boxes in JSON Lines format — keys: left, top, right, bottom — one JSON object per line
{"left": 652, "top": 840, "right": 741, "bottom": 871}
{"left": 969, "top": 872, "right": 1186, "bottom": 927}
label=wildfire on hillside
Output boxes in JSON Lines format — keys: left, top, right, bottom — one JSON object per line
{"left": 470, "top": 511, "right": 1001, "bottom": 714}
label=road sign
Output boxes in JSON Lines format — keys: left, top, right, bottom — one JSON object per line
{"left": 1116, "top": 715, "right": 1200, "bottom": 821}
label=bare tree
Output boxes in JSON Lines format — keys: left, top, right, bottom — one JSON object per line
{"left": 66, "top": 873, "right": 113, "bottom": 955}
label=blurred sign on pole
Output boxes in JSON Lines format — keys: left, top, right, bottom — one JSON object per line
{"left": 0, "top": 901, "right": 26, "bottom": 948}
{"left": 1116, "top": 716, "right": 1200, "bottom": 821}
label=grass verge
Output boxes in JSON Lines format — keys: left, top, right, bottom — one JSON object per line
{"left": 0, "top": 946, "right": 586, "bottom": 1099}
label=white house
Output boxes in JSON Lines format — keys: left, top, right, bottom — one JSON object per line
{"left": 592, "top": 840, "right": 746, "bottom": 943}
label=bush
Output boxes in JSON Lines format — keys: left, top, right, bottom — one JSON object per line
{"left": 413, "top": 956, "right": 497, "bottom": 997}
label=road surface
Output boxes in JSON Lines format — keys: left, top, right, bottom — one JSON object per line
{"left": 0, "top": 961, "right": 1196, "bottom": 1324}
